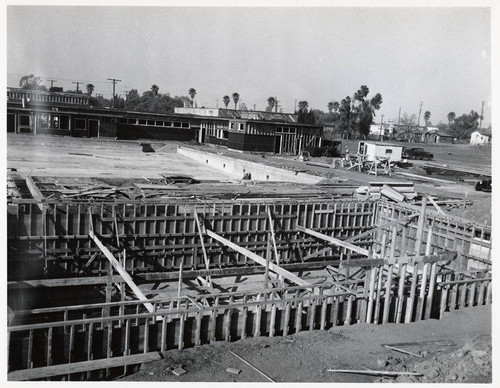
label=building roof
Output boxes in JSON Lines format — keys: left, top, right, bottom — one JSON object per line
{"left": 475, "top": 128, "right": 492, "bottom": 136}
{"left": 434, "top": 131, "right": 454, "bottom": 137}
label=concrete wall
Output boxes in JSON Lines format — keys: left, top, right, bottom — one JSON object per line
{"left": 177, "top": 146, "right": 323, "bottom": 183}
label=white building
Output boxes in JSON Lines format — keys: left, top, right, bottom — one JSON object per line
{"left": 470, "top": 129, "right": 492, "bottom": 145}
{"left": 369, "top": 122, "right": 396, "bottom": 137}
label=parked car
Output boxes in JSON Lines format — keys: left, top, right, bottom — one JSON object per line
{"left": 475, "top": 179, "right": 492, "bottom": 192}
{"left": 402, "top": 147, "right": 434, "bottom": 160}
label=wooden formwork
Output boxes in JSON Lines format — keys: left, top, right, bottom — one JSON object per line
{"left": 7, "top": 198, "right": 376, "bottom": 281}
{"left": 7, "top": 197, "right": 492, "bottom": 381}
{"left": 8, "top": 268, "right": 492, "bottom": 381}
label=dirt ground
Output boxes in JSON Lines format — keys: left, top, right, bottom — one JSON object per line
{"left": 119, "top": 305, "right": 491, "bottom": 383}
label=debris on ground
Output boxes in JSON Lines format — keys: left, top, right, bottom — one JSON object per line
{"left": 377, "top": 335, "right": 492, "bottom": 383}
{"left": 171, "top": 367, "right": 187, "bottom": 376}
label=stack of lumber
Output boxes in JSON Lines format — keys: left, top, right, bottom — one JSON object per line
{"left": 356, "top": 181, "right": 417, "bottom": 202}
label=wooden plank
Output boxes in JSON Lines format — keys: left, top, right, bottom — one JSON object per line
{"left": 380, "top": 185, "right": 406, "bottom": 202}
{"left": 373, "top": 265, "right": 384, "bottom": 324}
{"left": 395, "top": 264, "right": 407, "bottom": 324}
{"left": 25, "top": 177, "right": 44, "bottom": 210}
{"left": 194, "top": 212, "right": 213, "bottom": 290}
{"left": 424, "top": 262, "right": 437, "bottom": 320}
{"left": 365, "top": 266, "right": 377, "bottom": 324}
{"left": 89, "top": 230, "right": 158, "bottom": 317}
{"left": 8, "top": 352, "right": 162, "bottom": 381}
{"left": 296, "top": 225, "right": 372, "bottom": 257}
{"left": 205, "top": 229, "right": 313, "bottom": 288}
{"left": 405, "top": 263, "right": 420, "bottom": 323}
{"left": 382, "top": 265, "right": 394, "bottom": 324}
{"left": 427, "top": 197, "right": 447, "bottom": 216}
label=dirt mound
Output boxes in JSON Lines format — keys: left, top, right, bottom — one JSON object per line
{"left": 378, "top": 334, "right": 491, "bottom": 383}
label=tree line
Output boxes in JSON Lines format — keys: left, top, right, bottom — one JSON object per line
{"left": 17, "top": 74, "right": 484, "bottom": 139}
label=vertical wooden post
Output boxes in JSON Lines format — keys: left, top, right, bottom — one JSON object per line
{"left": 195, "top": 311, "right": 202, "bottom": 347}
{"left": 309, "top": 298, "right": 317, "bottom": 331}
{"left": 320, "top": 290, "right": 328, "bottom": 330}
{"left": 395, "top": 264, "right": 407, "bottom": 323}
{"left": 439, "top": 284, "right": 448, "bottom": 319}
{"left": 373, "top": 265, "right": 384, "bottom": 324}
{"left": 295, "top": 299, "right": 303, "bottom": 333}
{"left": 178, "top": 313, "right": 185, "bottom": 350}
{"left": 254, "top": 293, "right": 262, "bottom": 337}
{"left": 366, "top": 266, "right": 377, "bottom": 324}
{"left": 382, "top": 264, "right": 393, "bottom": 324}
{"left": 177, "top": 261, "right": 183, "bottom": 298}
{"left": 265, "top": 237, "right": 271, "bottom": 291}
{"left": 405, "top": 263, "right": 420, "bottom": 323}
{"left": 161, "top": 316, "right": 168, "bottom": 351}
{"left": 241, "top": 295, "right": 248, "bottom": 339}
{"left": 283, "top": 301, "right": 291, "bottom": 336}
{"left": 344, "top": 295, "right": 354, "bottom": 325}
{"left": 424, "top": 262, "right": 437, "bottom": 319}
{"left": 269, "top": 299, "right": 277, "bottom": 337}
{"left": 416, "top": 226, "right": 433, "bottom": 320}
{"left": 468, "top": 281, "right": 476, "bottom": 307}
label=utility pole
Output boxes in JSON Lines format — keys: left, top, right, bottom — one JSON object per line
{"left": 397, "top": 107, "right": 401, "bottom": 126}
{"left": 417, "top": 101, "right": 423, "bottom": 127}
{"left": 275, "top": 96, "right": 279, "bottom": 113}
{"left": 47, "top": 79, "right": 57, "bottom": 90}
{"left": 107, "top": 78, "right": 122, "bottom": 108}
{"left": 124, "top": 90, "right": 129, "bottom": 100}
{"left": 479, "top": 100, "right": 485, "bottom": 129}
{"left": 253, "top": 104, "right": 256, "bottom": 111}
{"left": 72, "top": 81, "right": 82, "bottom": 93}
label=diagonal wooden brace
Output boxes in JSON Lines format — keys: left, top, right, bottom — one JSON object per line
{"left": 89, "top": 230, "right": 160, "bottom": 319}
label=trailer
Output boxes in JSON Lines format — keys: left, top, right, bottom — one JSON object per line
{"left": 357, "top": 141, "right": 403, "bottom": 162}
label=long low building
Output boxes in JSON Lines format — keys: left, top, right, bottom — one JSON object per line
{"left": 7, "top": 88, "right": 323, "bottom": 155}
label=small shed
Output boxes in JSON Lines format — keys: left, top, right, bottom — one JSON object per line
{"left": 470, "top": 129, "right": 492, "bottom": 145}
{"left": 357, "top": 141, "right": 403, "bottom": 162}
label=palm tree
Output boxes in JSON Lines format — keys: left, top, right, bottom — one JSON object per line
{"left": 267, "top": 97, "right": 276, "bottom": 112}
{"left": 327, "top": 102, "right": 335, "bottom": 113}
{"left": 232, "top": 92, "right": 240, "bottom": 110}
{"left": 332, "top": 101, "right": 340, "bottom": 113}
{"left": 151, "top": 84, "right": 159, "bottom": 97}
{"left": 297, "top": 100, "right": 308, "bottom": 112}
{"left": 223, "top": 95, "right": 230, "bottom": 108}
{"left": 86, "top": 84, "right": 95, "bottom": 96}
{"left": 447, "top": 112, "right": 456, "bottom": 127}
{"left": 424, "top": 111, "right": 431, "bottom": 126}
{"left": 188, "top": 88, "right": 197, "bottom": 107}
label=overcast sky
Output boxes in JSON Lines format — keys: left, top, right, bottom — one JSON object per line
{"left": 7, "top": 6, "right": 491, "bottom": 126}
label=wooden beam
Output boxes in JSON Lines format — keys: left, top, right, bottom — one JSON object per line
{"left": 6, "top": 259, "right": 362, "bottom": 289}
{"left": 8, "top": 352, "right": 162, "bottom": 381}
{"left": 194, "top": 212, "right": 213, "bottom": 290}
{"left": 427, "top": 196, "right": 448, "bottom": 216}
{"left": 89, "top": 230, "right": 156, "bottom": 315}
{"left": 25, "top": 176, "right": 44, "bottom": 211}
{"left": 205, "top": 229, "right": 312, "bottom": 288}
{"left": 296, "top": 225, "right": 372, "bottom": 257}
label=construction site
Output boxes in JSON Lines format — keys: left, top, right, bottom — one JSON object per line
{"left": 6, "top": 134, "right": 492, "bottom": 383}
